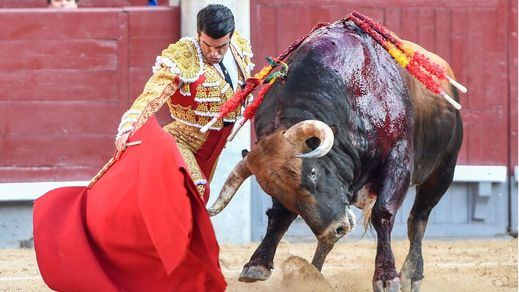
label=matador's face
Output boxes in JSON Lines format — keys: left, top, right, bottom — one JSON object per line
{"left": 198, "top": 32, "right": 231, "bottom": 65}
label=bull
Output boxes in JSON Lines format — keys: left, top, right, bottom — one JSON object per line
{"left": 209, "top": 19, "right": 463, "bottom": 292}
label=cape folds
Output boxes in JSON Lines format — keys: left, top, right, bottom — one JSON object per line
{"left": 33, "top": 117, "right": 226, "bottom": 291}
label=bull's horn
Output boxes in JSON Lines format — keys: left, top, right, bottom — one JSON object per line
{"left": 207, "top": 158, "right": 252, "bottom": 216}
{"left": 283, "top": 120, "right": 334, "bottom": 158}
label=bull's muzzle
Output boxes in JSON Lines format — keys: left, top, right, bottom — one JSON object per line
{"left": 317, "top": 206, "right": 356, "bottom": 244}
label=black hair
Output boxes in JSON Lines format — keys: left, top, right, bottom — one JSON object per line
{"left": 196, "top": 4, "right": 234, "bottom": 39}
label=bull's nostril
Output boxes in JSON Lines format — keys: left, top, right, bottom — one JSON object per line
{"left": 335, "top": 226, "right": 346, "bottom": 235}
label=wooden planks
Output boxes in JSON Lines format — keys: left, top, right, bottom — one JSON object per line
{"left": 508, "top": 0, "right": 518, "bottom": 171}
{"left": 0, "top": 7, "right": 180, "bottom": 182}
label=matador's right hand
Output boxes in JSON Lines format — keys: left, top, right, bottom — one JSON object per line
{"left": 115, "top": 132, "right": 131, "bottom": 152}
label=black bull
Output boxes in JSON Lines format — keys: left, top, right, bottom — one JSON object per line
{"left": 209, "top": 21, "right": 463, "bottom": 292}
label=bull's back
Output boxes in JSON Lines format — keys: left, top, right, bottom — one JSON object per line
{"left": 401, "top": 42, "right": 463, "bottom": 184}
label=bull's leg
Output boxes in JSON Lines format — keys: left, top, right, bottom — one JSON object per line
{"left": 311, "top": 205, "right": 356, "bottom": 271}
{"left": 239, "top": 198, "right": 297, "bottom": 282}
{"left": 311, "top": 240, "right": 334, "bottom": 271}
{"left": 400, "top": 155, "right": 457, "bottom": 292}
{"left": 371, "top": 140, "right": 411, "bottom": 292}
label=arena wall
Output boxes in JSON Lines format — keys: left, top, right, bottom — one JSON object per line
{"left": 0, "top": 6, "right": 180, "bottom": 247}
{"left": 0, "top": 0, "right": 516, "bottom": 247}
{"left": 0, "top": 6, "right": 179, "bottom": 183}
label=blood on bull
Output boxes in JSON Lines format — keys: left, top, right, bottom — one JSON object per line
{"left": 205, "top": 12, "right": 465, "bottom": 292}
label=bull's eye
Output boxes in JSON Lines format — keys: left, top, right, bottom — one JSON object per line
{"left": 310, "top": 167, "right": 317, "bottom": 179}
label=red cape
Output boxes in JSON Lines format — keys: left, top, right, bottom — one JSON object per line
{"left": 33, "top": 117, "right": 226, "bottom": 291}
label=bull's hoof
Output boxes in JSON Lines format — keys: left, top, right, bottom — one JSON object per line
{"left": 373, "top": 277, "right": 400, "bottom": 292}
{"left": 400, "top": 258, "right": 424, "bottom": 292}
{"left": 399, "top": 275, "right": 422, "bottom": 292}
{"left": 238, "top": 265, "right": 272, "bottom": 283}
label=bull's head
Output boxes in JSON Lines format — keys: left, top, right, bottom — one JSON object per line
{"left": 208, "top": 120, "right": 355, "bottom": 245}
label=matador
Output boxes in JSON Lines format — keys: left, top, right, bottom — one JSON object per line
{"left": 33, "top": 4, "right": 253, "bottom": 291}
{"left": 115, "top": 24, "right": 253, "bottom": 200}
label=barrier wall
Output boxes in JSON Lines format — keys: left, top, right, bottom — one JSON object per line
{"left": 0, "top": 7, "right": 180, "bottom": 183}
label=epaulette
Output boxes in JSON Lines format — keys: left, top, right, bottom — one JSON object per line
{"left": 232, "top": 31, "right": 253, "bottom": 58}
{"left": 152, "top": 37, "right": 204, "bottom": 84}
{"left": 231, "top": 32, "right": 255, "bottom": 72}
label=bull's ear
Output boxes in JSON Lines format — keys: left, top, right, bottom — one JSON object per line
{"left": 330, "top": 125, "right": 337, "bottom": 135}
{"left": 241, "top": 149, "right": 250, "bottom": 158}
{"left": 305, "top": 137, "right": 321, "bottom": 150}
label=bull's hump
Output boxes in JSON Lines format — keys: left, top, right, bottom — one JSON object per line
{"left": 300, "top": 22, "right": 364, "bottom": 70}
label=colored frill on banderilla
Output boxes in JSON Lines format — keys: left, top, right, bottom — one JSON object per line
{"left": 199, "top": 21, "right": 329, "bottom": 138}
{"left": 347, "top": 11, "right": 467, "bottom": 110}
{"left": 200, "top": 12, "right": 467, "bottom": 138}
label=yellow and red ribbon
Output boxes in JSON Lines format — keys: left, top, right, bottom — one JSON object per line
{"left": 201, "top": 12, "right": 466, "bottom": 133}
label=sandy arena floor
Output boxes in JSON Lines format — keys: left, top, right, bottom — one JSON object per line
{"left": 0, "top": 239, "right": 516, "bottom": 291}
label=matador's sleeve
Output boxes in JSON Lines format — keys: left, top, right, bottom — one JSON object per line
{"left": 116, "top": 68, "right": 180, "bottom": 136}
{"left": 116, "top": 37, "right": 204, "bottom": 137}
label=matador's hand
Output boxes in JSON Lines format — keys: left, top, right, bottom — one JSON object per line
{"left": 115, "top": 132, "right": 131, "bottom": 152}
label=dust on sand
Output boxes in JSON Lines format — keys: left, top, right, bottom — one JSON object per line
{"left": 221, "top": 238, "right": 517, "bottom": 292}
{"left": 0, "top": 239, "right": 516, "bottom": 291}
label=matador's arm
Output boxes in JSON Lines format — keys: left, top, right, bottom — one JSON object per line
{"left": 116, "top": 37, "right": 204, "bottom": 138}
{"left": 116, "top": 68, "right": 181, "bottom": 138}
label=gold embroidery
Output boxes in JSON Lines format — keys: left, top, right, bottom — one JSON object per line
{"left": 163, "top": 120, "right": 207, "bottom": 151}
{"left": 195, "top": 103, "right": 209, "bottom": 114}
{"left": 167, "top": 121, "right": 208, "bottom": 198}
{"left": 121, "top": 67, "right": 179, "bottom": 131}
{"left": 176, "top": 141, "right": 206, "bottom": 198}
{"left": 192, "top": 64, "right": 244, "bottom": 122}
{"left": 231, "top": 32, "right": 254, "bottom": 78}
{"left": 165, "top": 121, "right": 222, "bottom": 186}
{"left": 179, "top": 83, "right": 191, "bottom": 96}
{"left": 230, "top": 45, "right": 247, "bottom": 81}
{"left": 122, "top": 33, "right": 253, "bottom": 132}
{"left": 196, "top": 185, "right": 206, "bottom": 197}
{"left": 161, "top": 37, "right": 204, "bottom": 83}
{"left": 167, "top": 103, "right": 225, "bottom": 129}
{"left": 238, "top": 69, "right": 245, "bottom": 85}
{"left": 135, "top": 83, "right": 177, "bottom": 130}
{"left": 195, "top": 85, "right": 222, "bottom": 101}
{"left": 232, "top": 32, "right": 253, "bottom": 58}
{"left": 195, "top": 65, "right": 224, "bottom": 102}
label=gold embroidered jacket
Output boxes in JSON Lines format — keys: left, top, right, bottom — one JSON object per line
{"left": 117, "top": 32, "right": 254, "bottom": 135}
{"left": 116, "top": 32, "right": 254, "bottom": 193}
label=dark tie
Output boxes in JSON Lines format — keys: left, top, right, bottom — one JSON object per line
{"left": 218, "top": 61, "right": 234, "bottom": 91}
